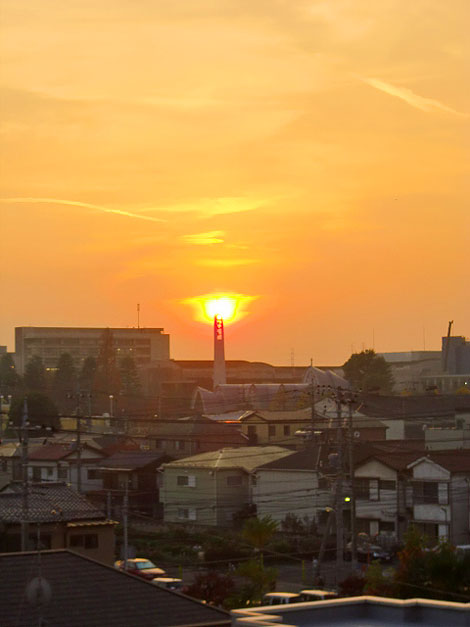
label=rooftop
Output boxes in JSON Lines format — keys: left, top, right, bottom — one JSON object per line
{"left": 0, "top": 482, "right": 105, "bottom": 523}
{"left": 162, "top": 445, "right": 292, "bottom": 473}
{"left": 0, "top": 549, "right": 230, "bottom": 627}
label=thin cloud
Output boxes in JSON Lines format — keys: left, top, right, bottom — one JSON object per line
{"left": 361, "top": 77, "right": 467, "bottom": 117}
{"left": 181, "top": 231, "right": 225, "bottom": 245}
{"left": 0, "top": 197, "right": 167, "bottom": 223}
{"left": 196, "top": 258, "right": 260, "bottom": 267}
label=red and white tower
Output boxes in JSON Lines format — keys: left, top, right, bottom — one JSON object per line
{"left": 213, "top": 314, "right": 227, "bottom": 388}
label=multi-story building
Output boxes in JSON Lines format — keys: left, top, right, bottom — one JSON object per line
{"left": 14, "top": 326, "right": 170, "bottom": 373}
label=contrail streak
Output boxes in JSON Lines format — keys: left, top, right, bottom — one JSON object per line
{"left": 0, "top": 197, "right": 167, "bottom": 222}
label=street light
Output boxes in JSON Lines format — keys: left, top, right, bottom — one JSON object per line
{"left": 109, "top": 395, "right": 114, "bottom": 417}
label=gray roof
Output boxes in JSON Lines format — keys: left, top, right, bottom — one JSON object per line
{"left": 0, "top": 482, "right": 105, "bottom": 523}
{"left": 162, "top": 445, "right": 292, "bottom": 473}
{"left": 99, "top": 450, "right": 170, "bottom": 471}
{"left": 0, "top": 550, "right": 230, "bottom": 627}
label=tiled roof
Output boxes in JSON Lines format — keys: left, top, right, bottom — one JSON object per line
{"left": 0, "top": 550, "right": 230, "bottom": 627}
{"left": 28, "top": 443, "right": 72, "bottom": 460}
{"left": 410, "top": 451, "right": 470, "bottom": 473}
{"left": 0, "top": 482, "right": 105, "bottom": 523}
{"left": 162, "top": 445, "right": 293, "bottom": 473}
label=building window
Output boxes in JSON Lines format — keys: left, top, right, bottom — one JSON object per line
{"left": 283, "top": 425, "right": 290, "bottom": 436}
{"left": 318, "top": 477, "right": 329, "bottom": 490}
{"left": 369, "top": 479, "right": 379, "bottom": 501}
{"left": 227, "top": 475, "right": 242, "bottom": 487}
{"left": 379, "top": 480, "right": 396, "bottom": 491}
{"left": 70, "top": 534, "right": 99, "bottom": 549}
{"left": 178, "top": 508, "right": 196, "bottom": 520}
{"left": 177, "top": 475, "right": 196, "bottom": 487}
{"left": 268, "top": 425, "right": 276, "bottom": 437}
{"left": 175, "top": 440, "right": 185, "bottom": 451}
{"left": 379, "top": 521, "right": 395, "bottom": 533}
{"left": 1, "top": 460, "right": 7, "bottom": 473}
{"left": 46, "top": 467, "right": 54, "bottom": 478}
{"left": 247, "top": 426, "right": 257, "bottom": 437}
{"left": 58, "top": 466, "right": 68, "bottom": 480}
{"left": 413, "top": 482, "right": 439, "bottom": 504}
{"left": 356, "top": 478, "right": 370, "bottom": 499}
{"left": 87, "top": 469, "right": 101, "bottom": 481}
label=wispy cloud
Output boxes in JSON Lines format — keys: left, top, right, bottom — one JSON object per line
{"left": 138, "top": 196, "right": 266, "bottom": 218}
{"left": 196, "top": 258, "right": 260, "bottom": 267}
{"left": 0, "top": 197, "right": 167, "bottom": 223}
{"left": 181, "top": 231, "right": 225, "bottom": 245}
{"left": 361, "top": 77, "right": 467, "bottom": 117}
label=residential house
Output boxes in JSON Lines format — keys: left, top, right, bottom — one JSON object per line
{"left": 408, "top": 451, "right": 470, "bottom": 545}
{"left": 161, "top": 446, "right": 292, "bottom": 526}
{"left": 0, "top": 442, "right": 22, "bottom": 489}
{"left": 27, "top": 441, "right": 106, "bottom": 492}
{"left": 232, "top": 408, "right": 313, "bottom": 447}
{"left": 252, "top": 448, "right": 331, "bottom": 527}
{"left": 0, "top": 549, "right": 230, "bottom": 627}
{"left": 96, "top": 450, "right": 173, "bottom": 517}
{"left": 354, "top": 451, "right": 420, "bottom": 543}
{"left": 130, "top": 414, "right": 248, "bottom": 458}
{"left": 0, "top": 482, "right": 117, "bottom": 564}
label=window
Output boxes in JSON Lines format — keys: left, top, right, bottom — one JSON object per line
{"left": 1, "top": 460, "right": 7, "bottom": 473}
{"left": 268, "top": 425, "right": 276, "bottom": 437}
{"left": 87, "top": 469, "right": 101, "bottom": 481}
{"left": 178, "top": 508, "right": 196, "bottom": 520}
{"left": 58, "top": 466, "right": 68, "bottom": 480}
{"left": 356, "top": 478, "right": 370, "bottom": 499}
{"left": 227, "top": 475, "right": 242, "bottom": 487}
{"left": 283, "top": 425, "right": 290, "bottom": 436}
{"left": 379, "top": 521, "right": 395, "bottom": 533}
{"left": 70, "top": 534, "right": 99, "bottom": 549}
{"left": 46, "top": 467, "right": 54, "bottom": 478}
{"left": 247, "top": 426, "right": 257, "bottom": 437}
{"left": 318, "top": 477, "right": 329, "bottom": 490}
{"left": 413, "top": 482, "right": 439, "bottom": 504}
{"left": 175, "top": 440, "right": 185, "bottom": 451}
{"left": 369, "top": 479, "right": 379, "bottom": 501}
{"left": 177, "top": 474, "right": 196, "bottom": 487}
{"left": 32, "top": 467, "right": 41, "bottom": 481}
{"left": 379, "top": 480, "right": 396, "bottom": 491}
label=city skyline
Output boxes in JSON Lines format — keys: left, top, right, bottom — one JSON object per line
{"left": 1, "top": 1, "right": 469, "bottom": 366}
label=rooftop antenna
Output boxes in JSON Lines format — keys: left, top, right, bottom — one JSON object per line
{"left": 137, "top": 303, "right": 140, "bottom": 329}
{"left": 290, "top": 348, "right": 295, "bottom": 367}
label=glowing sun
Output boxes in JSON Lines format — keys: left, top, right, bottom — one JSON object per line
{"left": 183, "top": 292, "right": 257, "bottom": 324}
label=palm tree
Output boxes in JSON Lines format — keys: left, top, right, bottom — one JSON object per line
{"left": 241, "top": 515, "right": 278, "bottom": 556}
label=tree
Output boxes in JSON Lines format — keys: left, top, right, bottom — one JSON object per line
{"left": 0, "top": 353, "right": 21, "bottom": 396}
{"left": 233, "top": 559, "right": 278, "bottom": 606}
{"left": 93, "top": 329, "right": 120, "bottom": 396}
{"left": 241, "top": 516, "right": 279, "bottom": 555}
{"left": 9, "top": 392, "right": 60, "bottom": 431}
{"left": 184, "top": 571, "right": 235, "bottom": 607}
{"left": 342, "top": 349, "right": 394, "bottom": 393}
{"left": 119, "top": 356, "right": 141, "bottom": 395}
{"left": 79, "top": 356, "right": 97, "bottom": 392}
{"left": 24, "top": 356, "right": 47, "bottom": 393}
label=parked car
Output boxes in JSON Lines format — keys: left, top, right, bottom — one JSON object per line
{"left": 344, "top": 543, "right": 392, "bottom": 563}
{"left": 300, "top": 589, "right": 338, "bottom": 602}
{"left": 152, "top": 577, "right": 183, "bottom": 591}
{"left": 262, "top": 592, "right": 302, "bottom": 606}
{"left": 115, "top": 558, "right": 166, "bottom": 580}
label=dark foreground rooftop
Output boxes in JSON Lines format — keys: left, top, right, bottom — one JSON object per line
{"left": 232, "top": 596, "right": 470, "bottom": 627}
{"left": 0, "top": 550, "right": 230, "bottom": 627}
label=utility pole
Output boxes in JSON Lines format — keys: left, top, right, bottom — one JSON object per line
{"left": 123, "top": 478, "right": 129, "bottom": 571}
{"left": 347, "top": 398, "right": 357, "bottom": 571}
{"left": 334, "top": 391, "right": 344, "bottom": 579}
{"left": 75, "top": 392, "right": 82, "bottom": 494}
{"left": 21, "top": 398, "right": 29, "bottom": 551}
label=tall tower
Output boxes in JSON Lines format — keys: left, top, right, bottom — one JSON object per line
{"left": 213, "top": 315, "right": 227, "bottom": 388}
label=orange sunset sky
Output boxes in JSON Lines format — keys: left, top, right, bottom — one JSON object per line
{"left": 1, "top": 0, "right": 469, "bottom": 366}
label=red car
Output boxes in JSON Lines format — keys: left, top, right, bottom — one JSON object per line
{"left": 115, "top": 558, "right": 166, "bottom": 580}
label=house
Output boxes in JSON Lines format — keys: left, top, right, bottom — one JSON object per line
{"left": 235, "top": 408, "right": 313, "bottom": 447}
{"left": 252, "top": 448, "right": 331, "bottom": 527}
{"left": 0, "top": 482, "right": 117, "bottom": 564}
{"left": 0, "top": 442, "right": 22, "bottom": 489}
{"left": 96, "top": 450, "right": 173, "bottom": 517}
{"left": 27, "top": 441, "right": 106, "bottom": 492}
{"left": 130, "top": 414, "right": 248, "bottom": 458}
{"left": 408, "top": 451, "right": 470, "bottom": 545}
{"left": 354, "top": 451, "right": 420, "bottom": 543}
{"left": 0, "top": 549, "right": 230, "bottom": 627}
{"left": 161, "top": 446, "right": 292, "bottom": 526}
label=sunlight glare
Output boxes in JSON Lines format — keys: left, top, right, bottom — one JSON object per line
{"left": 182, "top": 292, "right": 257, "bottom": 324}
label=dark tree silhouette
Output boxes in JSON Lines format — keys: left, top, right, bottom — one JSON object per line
{"left": 342, "top": 349, "right": 394, "bottom": 393}
{"left": 93, "top": 329, "right": 121, "bottom": 396}
{"left": 0, "top": 353, "right": 21, "bottom": 396}
{"left": 9, "top": 392, "right": 60, "bottom": 431}
{"left": 24, "top": 356, "right": 47, "bottom": 393}
{"left": 119, "top": 356, "right": 141, "bottom": 396}
{"left": 79, "top": 356, "right": 97, "bottom": 392}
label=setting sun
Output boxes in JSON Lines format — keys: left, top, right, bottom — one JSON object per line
{"left": 183, "top": 293, "right": 256, "bottom": 324}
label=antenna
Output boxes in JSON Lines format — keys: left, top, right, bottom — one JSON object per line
{"left": 290, "top": 348, "right": 295, "bottom": 367}
{"left": 137, "top": 303, "right": 140, "bottom": 329}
